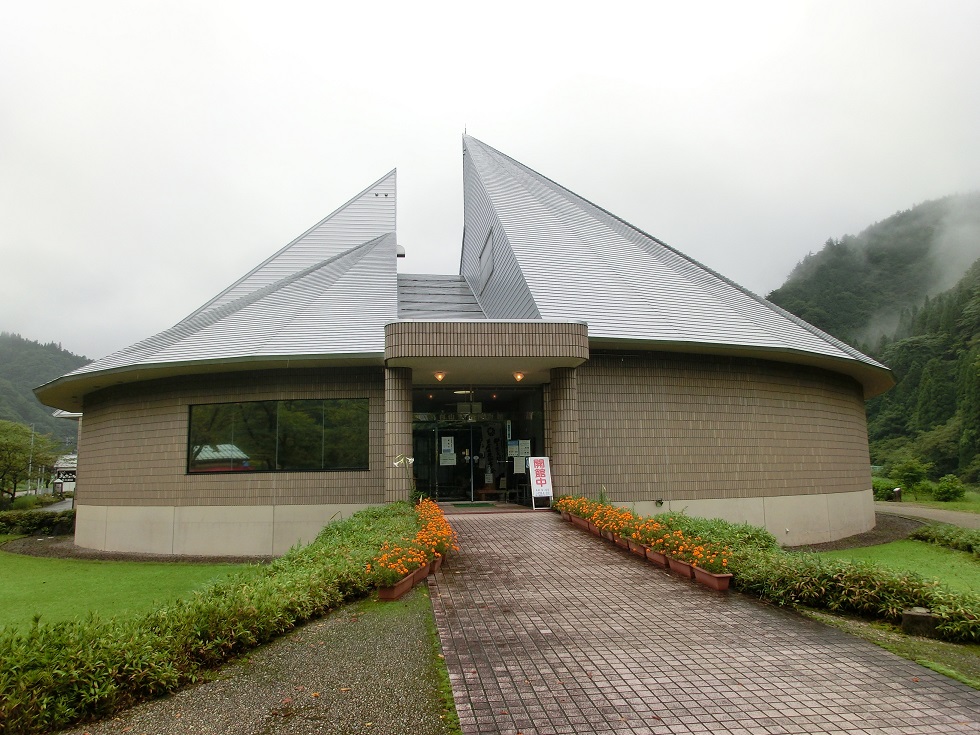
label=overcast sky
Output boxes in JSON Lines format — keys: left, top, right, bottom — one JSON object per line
{"left": 3, "top": 1, "right": 979, "bottom": 360}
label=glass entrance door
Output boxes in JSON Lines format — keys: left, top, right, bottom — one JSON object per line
{"left": 412, "top": 386, "right": 543, "bottom": 503}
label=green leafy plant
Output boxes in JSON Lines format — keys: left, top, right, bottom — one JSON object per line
{"left": 911, "top": 523, "right": 980, "bottom": 557}
{"left": 872, "top": 476, "right": 900, "bottom": 501}
{"left": 0, "top": 509, "right": 74, "bottom": 535}
{"left": 0, "top": 502, "right": 445, "bottom": 735}
{"left": 892, "top": 458, "right": 933, "bottom": 500}
{"left": 934, "top": 474, "right": 967, "bottom": 502}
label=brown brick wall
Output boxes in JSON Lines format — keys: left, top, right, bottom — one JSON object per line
{"left": 385, "top": 321, "right": 589, "bottom": 360}
{"left": 577, "top": 352, "right": 871, "bottom": 501}
{"left": 78, "top": 368, "right": 385, "bottom": 507}
{"left": 548, "top": 367, "right": 581, "bottom": 495}
{"left": 384, "top": 367, "right": 413, "bottom": 502}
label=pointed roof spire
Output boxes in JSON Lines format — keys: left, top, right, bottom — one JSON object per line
{"left": 461, "top": 135, "right": 891, "bottom": 396}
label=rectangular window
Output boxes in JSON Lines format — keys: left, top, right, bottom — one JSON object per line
{"left": 478, "top": 229, "right": 494, "bottom": 294}
{"left": 187, "top": 399, "right": 369, "bottom": 473}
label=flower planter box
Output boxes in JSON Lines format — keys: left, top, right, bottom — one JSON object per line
{"left": 692, "top": 566, "right": 733, "bottom": 591}
{"left": 613, "top": 534, "right": 629, "bottom": 549}
{"left": 378, "top": 573, "right": 414, "bottom": 601}
{"left": 560, "top": 511, "right": 571, "bottom": 522}
{"left": 429, "top": 553, "right": 443, "bottom": 575}
{"left": 587, "top": 521, "right": 601, "bottom": 536}
{"left": 667, "top": 557, "right": 695, "bottom": 578}
{"left": 600, "top": 529, "right": 615, "bottom": 542}
{"left": 645, "top": 547, "right": 668, "bottom": 568}
{"left": 412, "top": 565, "right": 430, "bottom": 585}
{"left": 570, "top": 515, "right": 590, "bottom": 530}
{"left": 627, "top": 538, "right": 646, "bottom": 557}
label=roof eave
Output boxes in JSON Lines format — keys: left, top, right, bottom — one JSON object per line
{"left": 34, "top": 352, "right": 387, "bottom": 412}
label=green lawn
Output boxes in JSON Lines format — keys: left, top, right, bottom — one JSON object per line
{"left": 819, "top": 539, "right": 980, "bottom": 594}
{"left": 0, "top": 535, "right": 244, "bottom": 631}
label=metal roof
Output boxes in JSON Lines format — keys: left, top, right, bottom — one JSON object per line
{"left": 397, "top": 274, "right": 486, "bottom": 319}
{"left": 460, "top": 136, "right": 892, "bottom": 396}
{"left": 36, "top": 172, "right": 399, "bottom": 409}
{"left": 35, "top": 141, "right": 893, "bottom": 410}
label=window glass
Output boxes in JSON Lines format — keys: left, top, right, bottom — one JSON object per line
{"left": 188, "top": 399, "right": 369, "bottom": 473}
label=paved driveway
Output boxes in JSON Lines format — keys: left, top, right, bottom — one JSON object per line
{"left": 874, "top": 502, "right": 980, "bottom": 530}
{"left": 430, "top": 512, "right": 980, "bottom": 735}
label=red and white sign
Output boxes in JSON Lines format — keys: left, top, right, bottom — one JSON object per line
{"left": 528, "top": 456, "right": 553, "bottom": 504}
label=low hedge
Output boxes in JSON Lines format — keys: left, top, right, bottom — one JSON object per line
{"left": 910, "top": 523, "right": 980, "bottom": 558}
{"left": 556, "top": 495, "right": 980, "bottom": 643}
{"left": 0, "top": 502, "right": 439, "bottom": 735}
{"left": 0, "top": 509, "right": 75, "bottom": 536}
{"left": 729, "top": 548, "right": 980, "bottom": 641}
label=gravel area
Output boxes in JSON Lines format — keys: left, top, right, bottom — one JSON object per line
{"left": 55, "top": 586, "right": 455, "bottom": 735}
{"left": 787, "top": 512, "right": 925, "bottom": 552}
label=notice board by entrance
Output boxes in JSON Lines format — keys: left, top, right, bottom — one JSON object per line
{"left": 528, "top": 456, "right": 553, "bottom": 509}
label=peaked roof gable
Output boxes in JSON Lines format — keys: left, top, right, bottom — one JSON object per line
{"left": 194, "top": 170, "right": 396, "bottom": 317}
{"left": 36, "top": 175, "right": 399, "bottom": 409}
{"left": 461, "top": 136, "right": 890, "bottom": 394}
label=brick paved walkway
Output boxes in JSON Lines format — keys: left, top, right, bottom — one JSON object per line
{"left": 429, "top": 512, "right": 980, "bottom": 735}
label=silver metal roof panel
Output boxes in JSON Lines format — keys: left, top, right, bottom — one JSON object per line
{"left": 397, "top": 274, "right": 487, "bottom": 319}
{"left": 460, "top": 136, "right": 889, "bottom": 379}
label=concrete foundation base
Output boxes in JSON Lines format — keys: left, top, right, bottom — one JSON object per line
{"left": 74, "top": 503, "right": 376, "bottom": 556}
{"left": 630, "top": 488, "right": 875, "bottom": 546}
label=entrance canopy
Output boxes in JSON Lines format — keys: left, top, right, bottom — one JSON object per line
{"left": 384, "top": 320, "right": 589, "bottom": 386}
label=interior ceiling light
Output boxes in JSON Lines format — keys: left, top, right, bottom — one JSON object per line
{"left": 453, "top": 389, "right": 472, "bottom": 395}
{"left": 434, "top": 371, "right": 446, "bottom": 382}
{"left": 513, "top": 372, "right": 525, "bottom": 382}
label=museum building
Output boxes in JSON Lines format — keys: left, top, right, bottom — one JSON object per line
{"left": 35, "top": 136, "right": 894, "bottom": 555}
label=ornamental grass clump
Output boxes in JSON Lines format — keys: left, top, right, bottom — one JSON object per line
{"left": 0, "top": 501, "right": 441, "bottom": 735}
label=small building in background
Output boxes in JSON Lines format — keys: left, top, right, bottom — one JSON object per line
{"left": 52, "top": 454, "right": 76, "bottom": 495}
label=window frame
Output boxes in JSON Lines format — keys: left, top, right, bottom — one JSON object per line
{"left": 186, "top": 397, "right": 370, "bottom": 474}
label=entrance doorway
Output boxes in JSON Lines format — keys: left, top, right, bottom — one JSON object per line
{"left": 412, "top": 386, "right": 544, "bottom": 503}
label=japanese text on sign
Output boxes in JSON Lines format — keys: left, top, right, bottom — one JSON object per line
{"left": 528, "top": 456, "right": 553, "bottom": 499}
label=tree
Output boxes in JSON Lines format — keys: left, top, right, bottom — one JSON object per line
{"left": 0, "top": 420, "right": 58, "bottom": 504}
{"left": 892, "top": 458, "right": 932, "bottom": 500}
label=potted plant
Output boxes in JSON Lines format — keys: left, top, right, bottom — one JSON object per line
{"left": 689, "top": 544, "right": 734, "bottom": 591}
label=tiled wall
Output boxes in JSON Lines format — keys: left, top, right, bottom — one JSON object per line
{"left": 548, "top": 367, "right": 581, "bottom": 495}
{"left": 385, "top": 321, "right": 589, "bottom": 360}
{"left": 577, "top": 352, "right": 872, "bottom": 501}
{"left": 78, "top": 367, "right": 385, "bottom": 507}
{"left": 384, "top": 367, "right": 413, "bottom": 501}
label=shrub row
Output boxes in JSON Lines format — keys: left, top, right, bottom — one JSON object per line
{"left": 555, "top": 495, "right": 980, "bottom": 643}
{"left": 0, "top": 509, "right": 75, "bottom": 536}
{"left": 910, "top": 523, "right": 980, "bottom": 558}
{"left": 554, "top": 496, "right": 778, "bottom": 552}
{"left": 872, "top": 476, "right": 900, "bottom": 501}
{"left": 0, "top": 501, "right": 448, "bottom": 735}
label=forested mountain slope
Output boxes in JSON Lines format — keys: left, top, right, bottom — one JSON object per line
{"left": 864, "top": 260, "right": 980, "bottom": 478}
{"left": 767, "top": 193, "right": 980, "bottom": 350}
{"left": 767, "top": 194, "right": 980, "bottom": 479}
{"left": 0, "top": 332, "right": 89, "bottom": 443}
